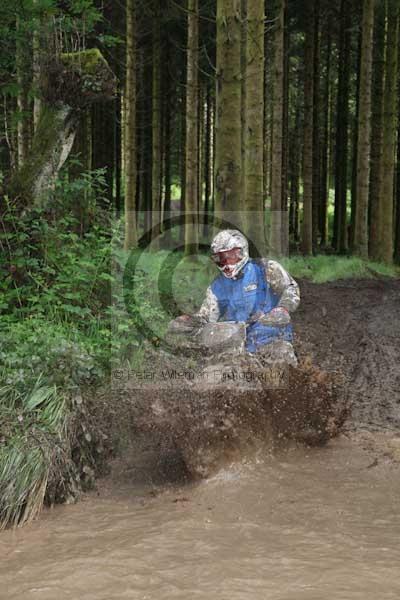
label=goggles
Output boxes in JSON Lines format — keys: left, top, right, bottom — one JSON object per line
{"left": 211, "top": 247, "right": 242, "bottom": 266}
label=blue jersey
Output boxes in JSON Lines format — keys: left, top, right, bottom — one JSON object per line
{"left": 210, "top": 260, "right": 293, "bottom": 352}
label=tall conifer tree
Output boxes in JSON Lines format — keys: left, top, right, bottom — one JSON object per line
{"left": 301, "top": 0, "right": 315, "bottom": 255}
{"left": 354, "top": 0, "right": 374, "bottom": 258}
{"left": 215, "top": 0, "right": 242, "bottom": 218}
{"left": 184, "top": 0, "right": 199, "bottom": 254}
{"left": 270, "top": 0, "right": 286, "bottom": 256}
{"left": 377, "top": 0, "right": 399, "bottom": 263}
{"left": 124, "top": 0, "right": 138, "bottom": 249}
{"left": 244, "top": 0, "right": 266, "bottom": 254}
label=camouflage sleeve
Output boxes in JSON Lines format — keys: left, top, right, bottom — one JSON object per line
{"left": 264, "top": 259, "right": 300, "bottom": 312}
{"left": 195, "top": 286, "right": 220, "bottom": 323}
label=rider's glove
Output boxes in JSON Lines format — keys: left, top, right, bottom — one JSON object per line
{"left": 257, "top": 306, "right": 291, "bottom": 327}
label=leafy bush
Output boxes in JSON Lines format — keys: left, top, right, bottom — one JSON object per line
{"left": 1, "top": 208, "right": 111, "bottom": 321}
{"left": 0, "top": 318, "right": 103, "bottom": 388}
{"left": 0, "top": 170, "right": 114, "bottom": 528}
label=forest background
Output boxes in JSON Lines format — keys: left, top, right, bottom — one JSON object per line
{"left": 0, "top": 0, "right": 399, "bottom": 528}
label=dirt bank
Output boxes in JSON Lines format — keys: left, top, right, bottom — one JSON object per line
{"left": 295, "top": 277, "right": 400, "bottom": 432}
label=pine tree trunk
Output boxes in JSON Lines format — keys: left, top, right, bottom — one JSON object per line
{"left": 270, "top": 0, "right": 285, "bottom": 255}
{"left": 107, "top": 3, "right": 123, "bottom": 215}
{"left": 350, "top": 27, "right": 361, "bottom": 250}
{"left": 3, "top": 94, "right": 17, "bottom": 172}
{"left": 32, "top": 0, "right": 43, "bottom": 130}
{"left": 209, "top": 93, "right": 215, "bottom": 214}
{"left": 140, "top": 56, "right": 153, "bottom": 234}
{"left": 395, "top": 101, "right": 400, "bottom": 264}
{"left": 328, "top": 57, "right": 336, "bottom": 199}
{"left": 184, "top": 0, "right": 199, "bottom": 254}
{"left": 180, "top": 81, "right": 186, "bottom": 217}
{"left": 268, "top": 94, "right": 273, "bottom": 201}
{"left": 198, "top": 82, "right": 205, "bottom": 215}
{"left": 215, "top": 0, "right": 242, "bottom": 216}
{"left": 377, "top": 0, "right": 399, "bottom": 263}
{"left": 163, "top": 69, "right": 172, "bottom": 244}
{"left": 143, "top": 67, "right": 153, "bottom": 235}
{"left": 312, "top": 0, "right": 321, "bottom": 248}
{"left": 114, "top": 92, "right": 122, "bottom": 214}
{"left": 333, "top": 0, "right": 351, "bottom": 254}
{"left": 204, "top": 84, "right": 212, "bottom": 234}
{"left": 244, "top": 0, "right": 266, "bottom": 255}
{"left": 159, "top": 70, "right": 165, "bottom": 227}
{"left": 151, "top": 4, "right": 162, "bottom": 245}
{"left": 241, "top": 0, "right": 247, "bottom": 202}
{"left": 179, "top": 83, "right": 186, "bottom": 246}
{"left": 124, "top": 0, "right": 138, "bottom": 249}
{"left": 368, "top": 0, "right": 386, "bottom": 259}
{"left": 289, "top": 108, "right": 301, "bottom": 244}
{"left": 263, "top": 40, "right": 271, "bottom": 201}
{"left": 16, "top": 17, "right": 31, "bottom": 167}
{"left": 353, "top": 0, "right": 374, "bottom": 259}
{"left": 301, "top": 0, "right": 315, "bottom": 255}
{"left": 282, "top": 2, "right": 289, "bottom": 215}
{"left": 319, "top": 22, "right": 331, "bottom": 247}
{"left": 136, "top": 47, "right": 147, "bottom": 214}
{"left": 92, "top": 103, "right": 115, "bottom": 206}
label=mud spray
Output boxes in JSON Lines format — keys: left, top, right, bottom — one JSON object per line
{"left": 111, "top": 358, "right": 347, "bottom": 480}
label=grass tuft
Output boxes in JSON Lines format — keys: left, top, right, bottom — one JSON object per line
{"left": 0, "top": 378, "right": 67, "bottom": 529}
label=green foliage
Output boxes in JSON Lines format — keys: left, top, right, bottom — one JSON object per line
{"left": 1, "top": 171, "right": 111, "bottom": 324}
{"left": 0, "top": 318, "right": 103, "bottom": 390}
{"left": 0, "top": 376, "right": 67, "bottom": 529}
{"left": 0, "top": 169, "right": 114, "bottom": 528}
{"left": 97, "top": 33, "right": 123, "bottom": 48}
{"left": 282, "top": 256, "right": 400, "bottom": 283}
{"left": 0, "top": 0, "right": 103, "bottom": 94}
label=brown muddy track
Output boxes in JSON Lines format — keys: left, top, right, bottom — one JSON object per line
{"left": 295, "top": 277, "right": 400, "bottom": 432}
{"left": 107, "top": 277, "right": 400, "bottom": 481}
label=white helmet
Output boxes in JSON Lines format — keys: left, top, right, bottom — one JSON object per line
{"left": 210, "top": 229, "right": 249, "bottom": 279}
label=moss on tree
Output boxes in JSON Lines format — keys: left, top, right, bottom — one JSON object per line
{"left": 43, "top": 48, "right": 116, "bottom": 109}
{"left": 8, "top": 49, "right": 116, "bottom": 205}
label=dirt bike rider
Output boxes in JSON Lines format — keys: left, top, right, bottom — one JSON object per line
{"left": 179, "top": 229, "right": 300, "bottom": 364}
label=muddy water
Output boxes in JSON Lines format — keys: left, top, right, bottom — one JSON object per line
{"left": 1, "top": 437, "right": 400, "bottom": 600}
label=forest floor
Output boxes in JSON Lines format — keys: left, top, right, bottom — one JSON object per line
{"left": 107, "top": 276, "right": 400, "bottom": 482}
